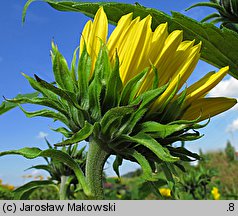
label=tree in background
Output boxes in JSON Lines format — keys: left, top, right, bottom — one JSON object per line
{"left": 225, "top": 140, "right": 236, "bottom": 161}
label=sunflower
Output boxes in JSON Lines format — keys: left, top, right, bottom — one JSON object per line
{"left": 187, "top": 0, "right": 238, "bottom": 32}
{"left": 80, "top": 7, "right": 236, "bottom": 122}
{"left": 6, "top": 7, "right": 236, "bottom": 199}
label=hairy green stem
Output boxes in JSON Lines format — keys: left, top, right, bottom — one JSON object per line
{"left": 86, "top": 138, "right": 110, "bottom": 199}
{"left": 59, "top": 175, "right": 69, "bottom": 200}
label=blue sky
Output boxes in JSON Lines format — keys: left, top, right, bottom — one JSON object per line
{"left": 1, "top": 0, "right": 238, "bottom": 186}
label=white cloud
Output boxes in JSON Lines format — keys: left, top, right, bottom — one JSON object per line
{"left": 227, "top": 118, "right": 238, "bottom": 132}
{"left": 37, "top": 131, "right": 48, "bottom": 139}
{"left": 209, "top": 77, "right": 238, "bottom": 111}
{"left": 209, "top": 77, "right": 238, "bottom": 98}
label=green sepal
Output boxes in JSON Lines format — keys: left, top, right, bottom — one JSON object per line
{"left": 152, "top": 65, "right": 159, "bottom": 89}
{"left": 121, "top": 133, "right": 179, "bottom": 163}
{"left": 160, "top": 88, "right": 187, "bottom": 122}
{"left": 120, "top": 69, "right": 148, "bottom": 106}
{"left": 0, "top": 92, "right": 39, "bottom": 115}
{"left": 165, "top": 131, "right": 204, "bottom": 143}
{"left": 159, "top": 79, "right": 180, "bottom": 114}
{"left": 54, "top": 121, "right": 94, "bottom": 146}
{"left": 51, "top": 42, "right": 75, "bottom": 92}
{"left": 201, "top": 13, "right": 220, "bottom": 23}
{"left": 103, "top": 52, "right": 123, "bottom": 111}
{"left": 78, "top": 45, "right": 91, "bottom": 110}
{"left": 100, "top": 105, "right": 136, "bottom": 136}
{"left": 185, "top": 2, "right": 225, "bottom": 13}
{"left": 22, "top": 73, "right": 58, "bottom": 100}
{"left": 113, "top": 108, "right": 147, "bottom": 139}
{"left": 19, "top": 106, "right": 69, "bottom": 125}
{"left": 131, "top": 83, "right": 168, "bottom": 110}
{"left": 88, "top": 45, "right": 111, "bottom": 121}
{"left": 51, "top": 127, "right": 73, "bottom": 138}
{"left": 167, "top": 146, "right": 201, "bottom": 161}
{"left": 5, "top": 96, "right": 69, "bottom": 118}
{"left": 139, "top": 121, "right": 189, "bottom": 139}
{"left": 34, "top": 74, "right": 83, "bottom": 111}
{"left": 70, "top": 46, "right": 79, "bottom": 83}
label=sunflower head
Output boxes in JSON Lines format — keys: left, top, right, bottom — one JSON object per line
{"left": 187, "top": 0, "right": 238, "bottom": 32}
{"left": 8, "top": 7, "right": 236, "bottom": 181}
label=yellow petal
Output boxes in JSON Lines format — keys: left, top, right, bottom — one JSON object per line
{"left": 80, "top": 20, "right": 92, "bottom": 55}
{"left": 111, "top": 16, "right": 141, "bottom": 61}
{"left": 137, "top": 23, "right": 169, "bottom": 94}
{"left": 185, "top": 66, "right": 229, "bottom": 104}
{"left": 107, "top": 13, "right": 133, "bottom": 59}
{"left": 118, "top": 15, "right": 152, "bottom": 83}
{"left": 181, "top": 97, "right": 237, "bottom": 121}
{"left": 154, "top": 30, "right": 183, "bottom": 84}
{"left": 79, "top": 7, "right": 108, "bottom": 76}
{"left": 151, "top": 42, "right": 201, "bottom": 112}
{"left": 159, "top": 40, "right": 195, "bottom": 84}
{"left": 149, "top": 23, "right": 168, "bottom": 64}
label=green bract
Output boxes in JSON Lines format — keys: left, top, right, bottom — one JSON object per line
{"left": 187, "top": 0, "right": 238, "bottom": 32}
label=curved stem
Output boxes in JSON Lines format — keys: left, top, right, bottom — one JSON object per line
{"left": 86, "top": 138, "right": 110, "bottom": 199}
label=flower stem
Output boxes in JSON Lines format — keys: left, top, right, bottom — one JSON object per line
{"left": 59, "top": 175, "right": 69, "bottom": 200}
{"left": 86, "top": 138, "right": 110, "bottom": 199}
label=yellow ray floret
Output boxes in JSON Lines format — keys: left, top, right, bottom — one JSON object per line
{"left": 181, "top": 97, "right": 237, "bottom": 121}
{"left": 79, "top": 7, "right": 237, "bottom": 121}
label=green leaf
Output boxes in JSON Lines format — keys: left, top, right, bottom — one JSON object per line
{"left": 25, "top": 165, "right": 52, "bottom": 175}
{"left": 121, "top": 133, "right": 179, "bottom": 162}
{"left": 140, "top": 121, "right": 189, "bottom": 139}
{"left": 0, "top": 147, "right": 91, "bottom": 196}
{"left": 125, "top": 149, "right": 154, "bottom": 181}
{"left": 13, "top": 180, "right": 57, "bottom": 200}
{"left": 0, "top": 92, "right": 39, "bottom": 115}
{"left": 112, "top": 155, "right": 123, "bottom": 178}
{"left": 54, "top": 121, "right": 93, "bottom": 146}
{"left": 138, "top": 180, "right": 166, "bottom": 199}
{"left": 161, "top": 163, "right": 175, "bottom": 184}
{"left": 26, "top": 1, "right": 238, "bottom": 79}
